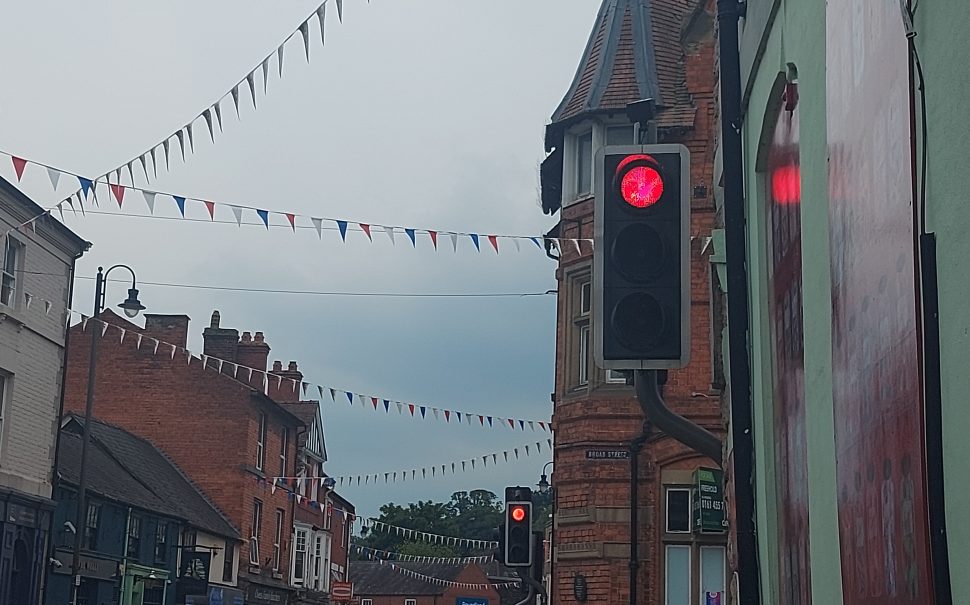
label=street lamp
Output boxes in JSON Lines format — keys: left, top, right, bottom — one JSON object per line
{"left": 538, "top": 461, "right": 553, "bottom": 493}
{"left": 71, "top": 265, "right": 144, "bottom": 605}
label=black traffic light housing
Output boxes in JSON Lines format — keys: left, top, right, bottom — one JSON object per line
{"left": 504, "top": 486, "right": 533, "bottom": 567}
{"left": 594, "top": 144, "right": 691, "bottom": 370}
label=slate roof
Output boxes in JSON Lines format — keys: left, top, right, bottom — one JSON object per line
{"left": 549, "top": 0, "right": 697, "bottom": 132}
{"left": 59, "top": 414, "right": 240, "bottom": 540}
{"left": 350, "top": 562, "right": 469, "bottom": 596}
{"left": 282, "top": 402, "right": 318, "bottom": 447}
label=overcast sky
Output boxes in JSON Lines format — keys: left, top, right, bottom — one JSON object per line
{"left": 0, "top": 1, "right": 599, "bottom": 519}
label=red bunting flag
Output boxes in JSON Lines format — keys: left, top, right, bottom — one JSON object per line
{"left": 11, "top": 156, "right": 27, "bottom": 181}
{"left": 110, "top": 184, "right": 126, "bottom": 207}
{"left": 479, "top": 415, "right": 484, "bottom": 426}
{"left": 360, "top": 223, "right": 372, "bottom": 240}
{"left": 444, "top": 410, "right": 450, "bottom": 422}
{"left": 286, "top": 213, "right": 296, "bottom": 232}
{"left": 204, "top": 201, "right": 216, "bottom": 219}
{"left": 408, "top": 404, "right": 415, "bottom": 416}
{"left": 429, "top": 230, "right": 438, "bottom": 249}
{"left": 371, "top": 397, "right": 379, "bottom": 410}
{"left": 487, "top": 235, "right": 499, "bottom": 253}
{"left": 508, "top": 418, "right": 515, "bottom": 429}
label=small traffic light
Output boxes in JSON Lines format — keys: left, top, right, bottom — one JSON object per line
{"left": 594, "top": 144, "right": 691, "bottom": 370}
{"left": 504, "top": 487, "right": 533, "bottom": 567}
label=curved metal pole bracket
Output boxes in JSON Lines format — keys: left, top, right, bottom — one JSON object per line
{"left": 634, "top": 370, "right": 722, "bottom": 466}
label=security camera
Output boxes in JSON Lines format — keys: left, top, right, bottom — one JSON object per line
{"left": 64, "top": 521, "right": 76, "bottom": 534}
{"left": 50, "top": 558, "right": 63, "bottom": 568}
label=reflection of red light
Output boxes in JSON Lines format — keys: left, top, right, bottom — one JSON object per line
{"left": 510, "top": 506, "right": 526, "bottom": 522}
{"left": 620, "top": 166, "right": 664, "bottom": 208}
{"left": 771, "top": 165, "right": 801, "bottom": 205}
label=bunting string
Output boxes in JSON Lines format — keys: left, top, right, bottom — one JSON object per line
{"left": 355, "top": 549, "right": 517, "bottom": 590}
{"left": 69, "top": 312, "right": 553, "bottom": 432}
{"left": 1, "top": 150, "right": 593, "bottom": 255}
{"left": 351, "top": 544, "right": 493, "bottom": 565}
{"left": 276, "top": 436, "right": 551, "bottom": 488}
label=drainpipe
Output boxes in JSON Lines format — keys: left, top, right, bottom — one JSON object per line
{"left": 716, "top": 0, "right": 762, "bottom": 603}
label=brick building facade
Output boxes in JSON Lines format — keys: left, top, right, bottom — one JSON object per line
{"left": 539, "top": 1, "right": 726, "bottom": 604}
{"left": 350, "top": 562, "right": 499, "bottom": 605}
{"left": 62, "top": 309, "right": 353, "bottom": 604}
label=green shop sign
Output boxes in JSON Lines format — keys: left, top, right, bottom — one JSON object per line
{"left": 693, "top": 468, "right": 727, "bottom": 533}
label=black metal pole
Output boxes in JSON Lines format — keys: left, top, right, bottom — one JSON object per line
{"left": 628, "top": 420, "right": 650, "bottom": 605}
{"left": 70, "top": 267, "right": 104, "bottom": 605}
{"left": 716, "top": 0, "right": 761, "bottom": 602}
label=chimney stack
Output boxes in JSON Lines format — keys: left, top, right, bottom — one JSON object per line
{"left": 143, "top": 314, "right": 191, "bottom": 349}
{"left": 269, "top": 360, "right": 304, "bottom": 403}
{"left": 202, "top": 310, "right": 239, "bottom": 364}
{"left": 237, "top": 330, "right": 271, "bottom": 379}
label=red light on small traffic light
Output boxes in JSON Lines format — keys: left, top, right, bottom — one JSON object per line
{"left": 771, "top": 165, "right": 800, "bottom": 205}
{"left": 616, "top": 155, "right": 664, "bottom": 209}
{"left": 510, "top": 506, "right": 527, "bottom": 522}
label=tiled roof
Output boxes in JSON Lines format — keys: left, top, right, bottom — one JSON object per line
{"left": 60, "top": 415, "right": 240, "bottom": 540}
{"left": 550, "top": 0, "right": 696, "bottom": 129}
{"left": 350, "top": 562, "right": 467, "bottom": 596}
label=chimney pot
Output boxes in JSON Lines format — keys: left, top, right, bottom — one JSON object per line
{"left": 210, "top": 310, "right": 221, "bottom": 328}
{"left": 254, "top": 332, "right": 265, "bottom": 343}
{"left": 288, "top": 361, "right": 298, "bottom": 372}
{"left": 241, "top": 332, "right": 252, "bottom": 343}
{"left": 273, "top": 360, "right": 283, "bottom": 372}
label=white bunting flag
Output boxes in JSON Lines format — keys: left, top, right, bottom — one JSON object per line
{"left": 101, "top": 322, "right": 109, "bottom": 337}
{"left": 384, "top": 226, "right": 395, "bottom": 244}
{"left": 143, "top": 191, "right": 156, "bottom": 214}
{"left": 162, "top": 139, "right": 171, "bottom": 170}
{"left": 214, "top": 102, "right": 224, "bottom": 132}
{"left": 138, "top": 155, "right": 149, "bottom": 181}
{"left": 246, "top": 72, "right": 257, "bottom": 110}
{"left": 175, "top": 130, "right": 186, "bottom": 161}
{"left": 231, "top": 206, "right": 243, "bottom": 226}
{"left": 337, "top": 0, "right": 344, "bottom": 22}
{"left": 299, "top": 21, "right": 311, "bottom": 62}
{"left": 149, "top": 147, "right": 159, "bottom": 178}
{"left": 170, "top": 344, "right": 177, "bottom": 359}
{"left": 311, "top": 217, "right": 323, "bottom": 238}
{"left": 261, "top": 58, "right": 270, "bottom": 94}
{"left": 119, "top": 328, "right": 126, "bottom": 344}
{"left": 450, "top": 232, "right": 459, "bottom": 252}
{"left": 316, "top": 3, "right": 327, "bottom": 46}
{"left": 231, "top": 85, "right": 241, "bottom": 118}
{"left": 186, "top": 124, "right": 195, "bottom": 153}
{"left": 277, "top": 44, "right": 285, "bottom": 77}
{"left": 153, "top": 339, "right": 160, "bottom": 355}
{"left": 47, "top": 167, "right": 60, "bottom": 190}
{"left": 203, "top": 109, "right": 215, "bottom": 143}
{"left": 44, "top": 300, "right": 52, "bottom": 315}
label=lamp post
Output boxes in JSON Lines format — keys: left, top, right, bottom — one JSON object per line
{"left": 70, "top": 266, "right": 145, "bottom": 605}
{"left": 537, "top": 461, "right": 554, "bottom": 605}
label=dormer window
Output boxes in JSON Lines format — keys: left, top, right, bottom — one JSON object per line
{"left": 606, "top": 124, "right": 636, "bottom": 146}
{"left": 575, "top": 131, "right": 594, "bottom": 197}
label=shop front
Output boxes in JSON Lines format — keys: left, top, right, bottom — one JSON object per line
{"left": 48, "top": 548, "right": 122, "bottom": 605}
{"left": 183, "top": 585, "right": 246, "bottom": 605}
{"left": 247, "top": 582, "right": 292, "bottom": 605}
{"left": 122, "top": 563, "right": 171, "bottom": 605}
{"left": 0, "top": 489, "right": 53, "bottom": 605}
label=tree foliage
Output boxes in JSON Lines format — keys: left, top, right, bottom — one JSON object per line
{"left": 354, "top": 490, "right": 504, "bottom": 559}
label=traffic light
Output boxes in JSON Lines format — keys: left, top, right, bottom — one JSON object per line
{"left": 593, "top": 144, "right": 691, "bottom": 370}
{"left": 504, "top": 487, "right": 533, "bottom": 567}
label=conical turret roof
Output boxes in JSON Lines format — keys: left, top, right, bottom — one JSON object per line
{"left": 549, "top": 0, "right": 696, "bottom": 130}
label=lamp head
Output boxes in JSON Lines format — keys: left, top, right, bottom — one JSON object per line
{"left": 119, "top": 288, "right": 146, "bottom": 318}
{"left": 537, "top": 474, "right": 550, "bottom": 493}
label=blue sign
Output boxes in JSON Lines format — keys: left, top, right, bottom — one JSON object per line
{"left": 456, "top": 598, "right": 489, "bottom": 605}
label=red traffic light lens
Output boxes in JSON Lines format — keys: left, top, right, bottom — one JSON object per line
{"left": 510, "top": 506, "right": 527, "bottom": 522}
{"left": 615, "top": 155, "right": 665, "bottom": 209}
{"left": 621, "top": 166, "right": 664, "bottom": 208}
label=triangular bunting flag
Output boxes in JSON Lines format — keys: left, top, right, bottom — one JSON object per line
{"left": 143, "top": 191, "right": 156, "bottom": 214}
{"left": 109, "top": 184, "right": 125, "bottom": 207}
{"left": 420, "top": 406, "right": 427, "bottom": 418}
{"left": 257, "top": 210, "right": 269, "bottom": 229}
{"left": 231, "top": 85, "right": 241, "bottom": 118}
{"left": 261, "top": 57, "right": 270, "bottom": 94}
{"left": 204, "top": 201, "right": 216, "bottom": 220}
{"left": 316, "top": 3, "right": 327, "bottom": 46}
{"left": 405, "top": 228, "right": 416, "bottom": 247}
{"left": 11, "top": 157, "right": 26, "bottom": 181}
{"left": 337, "top": 0, "right": 344, "bottom": 22}
{"left": 488, "top": 235, "right": 499, "bottom": 253}
{"left": 78, "top": 177, "right": 93, "bottom": 199}
{"left": 469, "top": 233, "right": 480, "bottom": 251}
{"left": 383, "top": 226, "right": 395, "bottom": 244}
{"left": 175, "top": 130, "right": 186, "bottom": 161}
{"left": 231, "top": 205, "right": 243, "bottom": 226}
{"left": 450, "top": 232, "right": 458, "bottom": 252}
{"left": 337, "top": 220, "right": 348, "bottom": 241}
{"left": 360, "top": 223, "right": 372, "bottom": 240}
{"left": 47, "top": 167, "right": 60, "bottom": 189}
{"left": 299, "top": 21, "right": 311, "bottom": 62}
{"left": 214, "top": 102, "right": 224, "bottom": 132}
{"left": 444, "top": 410, "right": 451, "bottom": 422}
{"left": 173, "top": 196, "right": 186, "bottom": 217}
{"left": 429, "top": 230, "right": 438, "bottom": 249}
{"left": 311, "top": 217, "right": 323, "bottom": 238}
{"left": 203, "top": 109, "right": 215, "bottom": 142}
{"left": 286, "top": 213, "right": 296, "bottom": 232}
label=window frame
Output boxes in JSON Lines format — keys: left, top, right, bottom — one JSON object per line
{"left": 256, "top": 413, "right": 267, "bottom": 471}
{"left": 250, "top": 499, "right": 263, "bottom": 566}
{"left": 405, "top": 600, "right": 417, "bottom": 605}
{"left": 127, "top": 514, "right": 142, "bottom": 560}
{"left": 273, "top": 509, "right": 285, "bottom": 572}
{"left": 84, "top": 502, "right": 101, "bottom": 551}
{"left": 575, "top": 130, "right": 594, "bottom": 198}
{"left": 569, "top": 272, "right": 592, "bottom": 390}
{"left": 154, "top": 521, "right": 168, "bottom": 564}
{"left": 293, "top": 527, "right": 308, "bottom": 584}
{"left": 362, "top": 600, "right": 373, "bottom": 605}
{"left": 665, "top": 488, "right": 692, "bottom": 534}
{"left": 0, "top": 372, "right": 9, "bottom": 459}
{"left": 1, "top": 235, "right": 23, "bottom": 308}
{"left": 664, "top": 544, "right": 692, "bottom": 605}
{"left": 279, "top": 427, "right": 288, "bottom": 477}
{"left": 223, "top": 539, "right": 235, "bottom": 582}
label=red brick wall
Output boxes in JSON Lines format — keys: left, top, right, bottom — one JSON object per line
{"left": 549, "top": 5, "right": 724, "bottom": 605}
{"left": 359, "top": 565, "right": 499, "bottom": 605}
{"left": 62, "top": 311, "right": 302, "bottom": 586}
